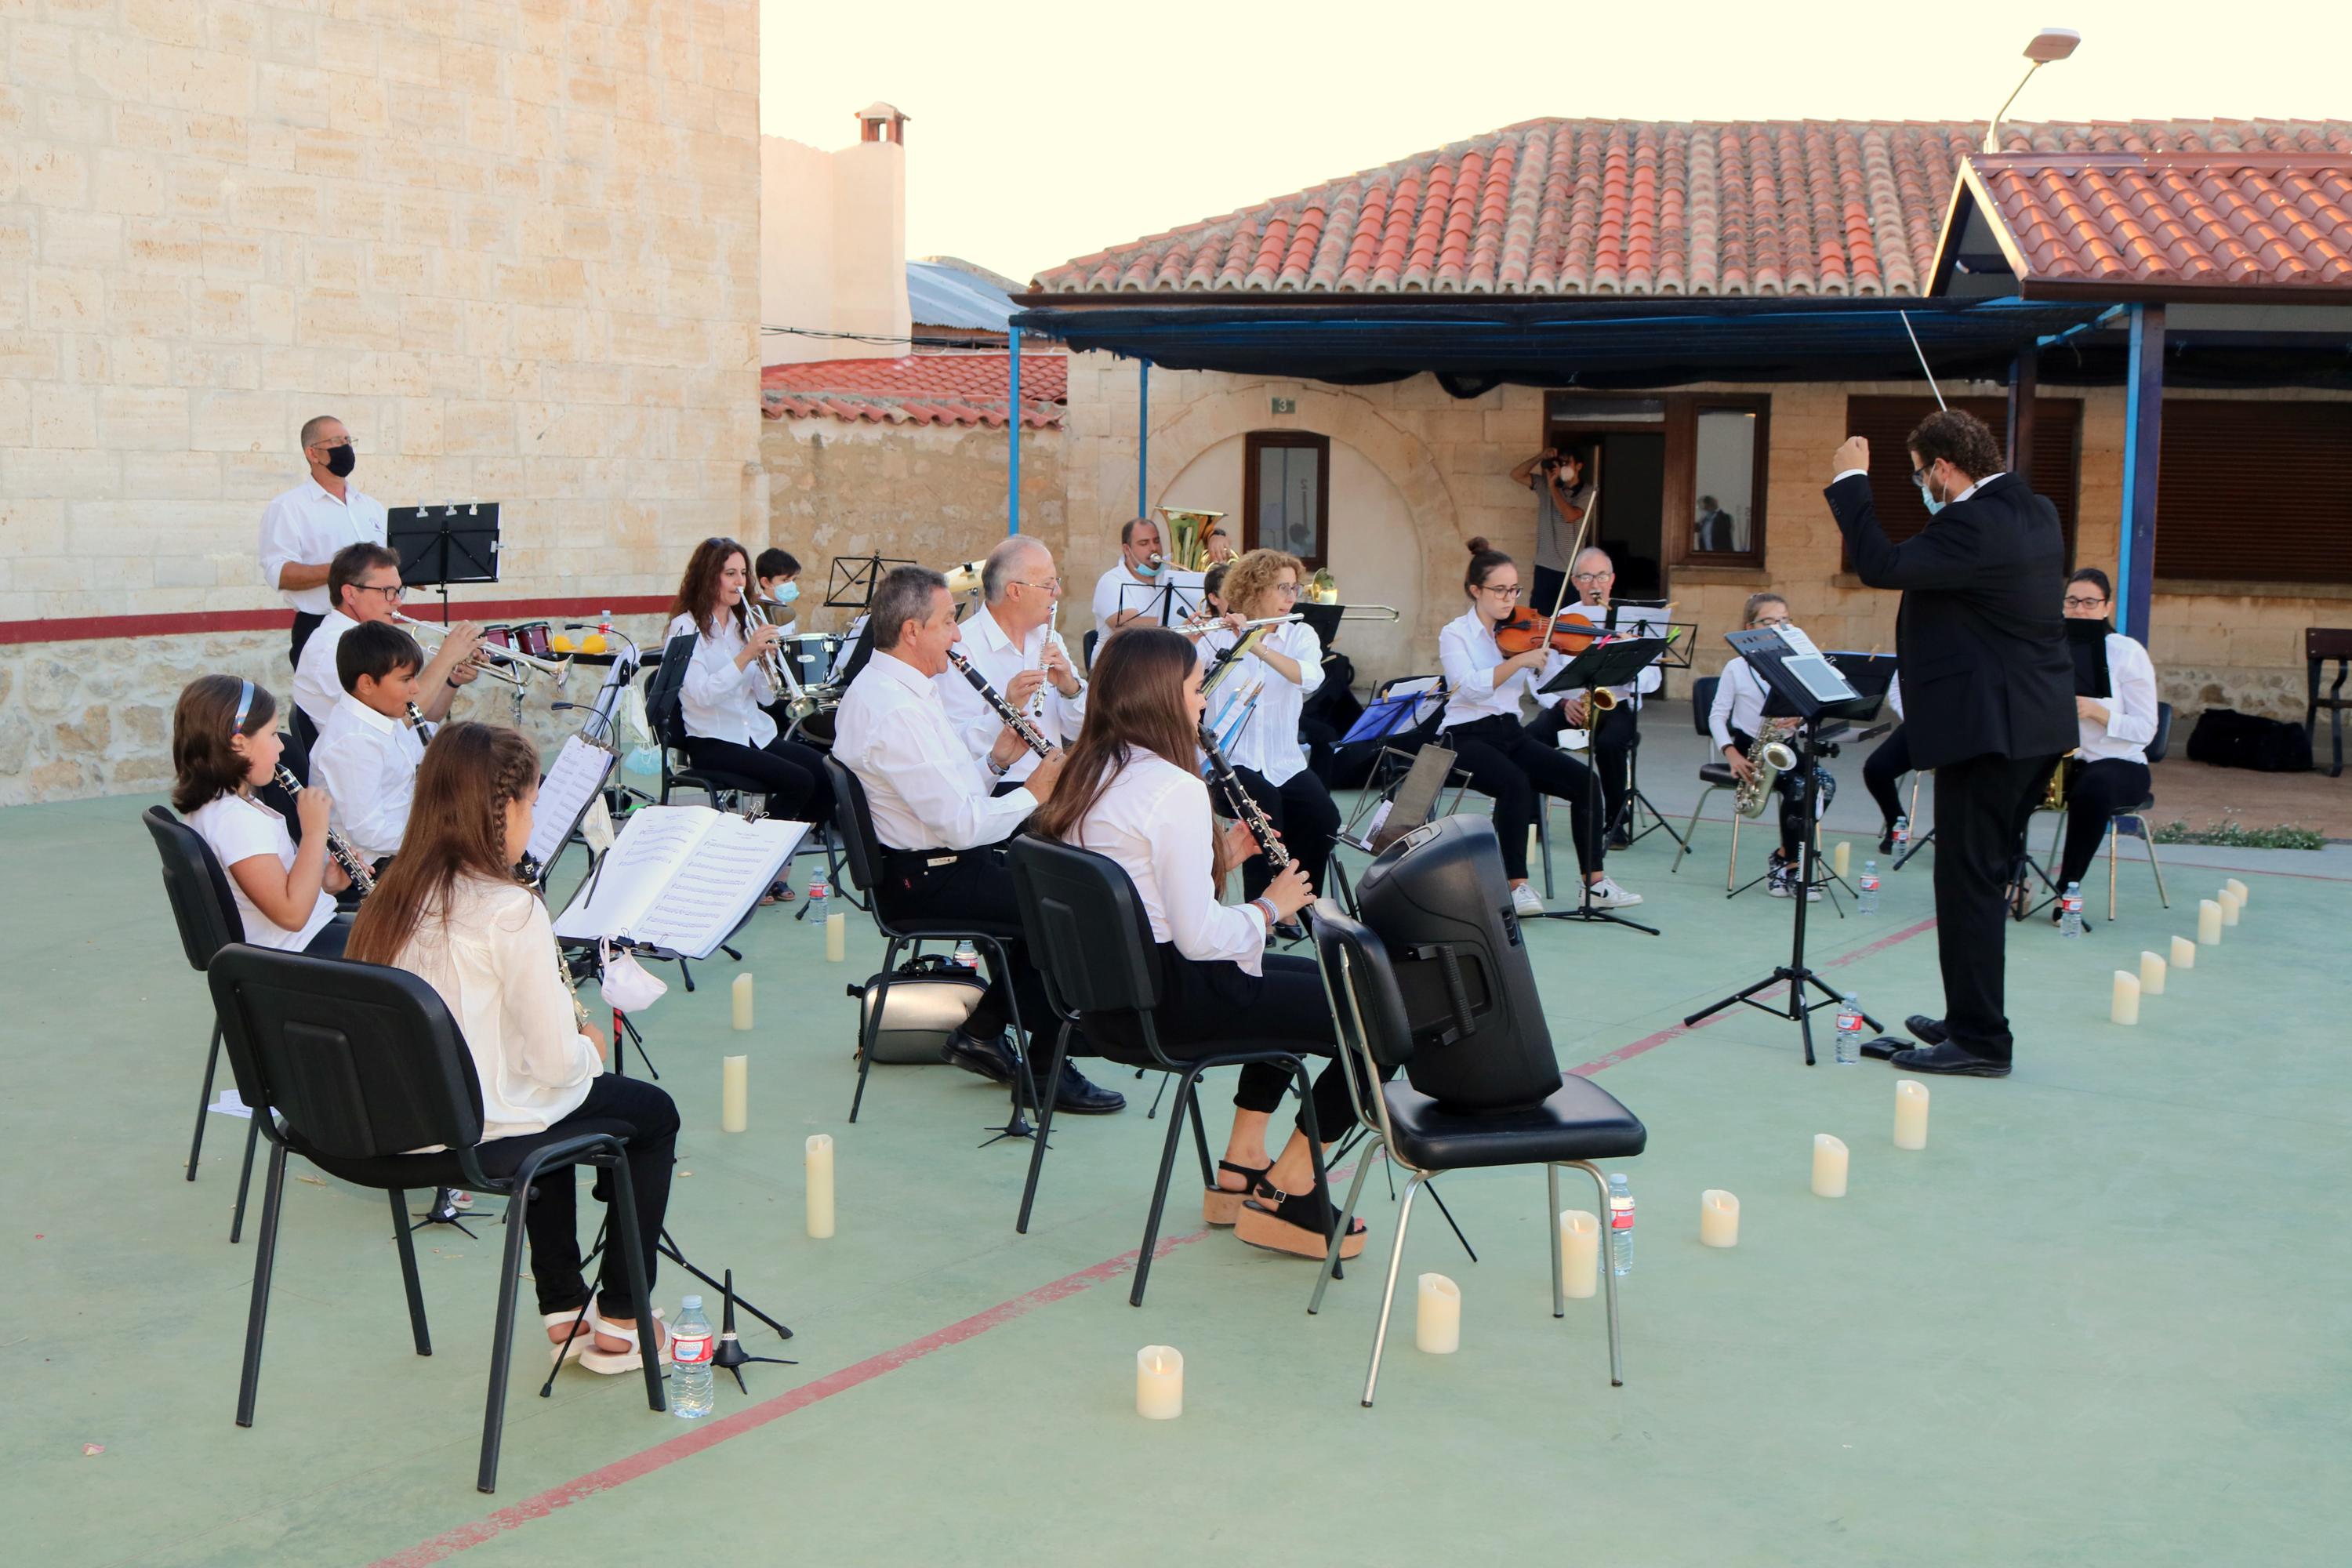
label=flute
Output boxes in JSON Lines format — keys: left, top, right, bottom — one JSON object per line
{"left": 274, "top": 765, "right": 376, "bottom": 895}
{"left": 1196, "top": 722, "right": 1292, "bottom": 873}
{"left": 1175, "top": 612, "right": 1301, "bottom": 638}
{"left": 944, "top": 647, "right": 1054, "bottom": 758}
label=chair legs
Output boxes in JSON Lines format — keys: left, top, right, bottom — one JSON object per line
{"left": 1127, "top": 1051, "right": 1322, "bottom": 1308}
{"left": 1309, "top": 1146, "right": 1381, "bottom": 1316}
{"left": 189, "top": 1022, "right": 223, "bottom": 1181}
{"left": 1014, "top": 1022, "right": 1072, "bottom": 1234}
{"left": 1567, "top": 1161, "right": 1625, "bottom": 1387}
{"left": 389, "top": 1190, "right": 433, "bottom": 1357}
{"left": 234, "top": 1142, "right": 290, "bottom": 1428}
{"left": 1548, "top": 1163, "right": 1566, "bottom": 1319}
{"left": 847, "top": 935, "right": 904, "bottom": 1123}
{"left": 2107, "top": 815, "right": 2169, "bottom": 921}
{"left": 1670, "top": 783, "right": 1722, "bottom": 875}
{"left": 229, "top": 1116, "right": 261, "bottom": 1243}
{"left": 1359, "top": 1172, "right": 1425, "bottom": 1407}
{"left": 1131, "top": 1066, "right": 1207, "bottom": 1308}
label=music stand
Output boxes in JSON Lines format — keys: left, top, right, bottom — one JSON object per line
{"left": 1682, "top": 629, "right": 1886, "bottom": 1064}
{"left": 1597, "top": 604, "right": 1694, "bottom": 852}
{"left": 1536, "top": 636, "right": 1669, "bottom": 934}
{"left": 1116, "top": 579, "right": 1182, "bottom": 629}
{"left": 389, "top": 503, "right": 501, "bottom": 624}
{"left": 826, "top": 553, "right": 915, "bottom": 612}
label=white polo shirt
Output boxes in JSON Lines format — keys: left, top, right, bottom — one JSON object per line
{"left": 260, "top": 479, "right": 388, "bottom": 616}
{"left": 1091, "top": 561, "right": 1164, "bottom": 645}
{"left": 311, "top": 691, "right": 425, "bottom": 862}
{"left": 292, "top": 609, "right": 360, "bottom": 733}
{"left": 935, "top": 603, "right": 1085, "bottom": 785}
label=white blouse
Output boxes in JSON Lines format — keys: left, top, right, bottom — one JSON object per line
{"left": 185, "top": 792, "right": 336, "bottom": 950}
{"left": 1223, "top": 619, "right": 1323, "bottom": 786}
{"left": 1438, "top": 607, "right": 1566, "bottom": 729}
{"left": 1068, "top": 752, "right": 1269, "bottom": 978}
{"left": 1708, "top": 655, "right": 1775, "bottom": 753}
{"left": 390, "top": 875, "right": 600, "bottom": 1142}
{"left": 666, "top": 611, "right": 779, "bottom": 749}
{"left": 2078, "top": 631, "right": 2161, "bottom": 764}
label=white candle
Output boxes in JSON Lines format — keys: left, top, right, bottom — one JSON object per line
{"left": 1415, "top": 1273, "right": 1461, "bottom": 1353}
{"left": 1832, "top": 840, "right": 1851, "bottom": 880}
{"left": 1527, "top": 823, "right": 1542, "bottom": 866}
{"left": 730, "top": 971, "right": 753, "bottom": 1030}
{"left": 1699, "top": 1189, "right": 1740, "bottom": 1247}
{"left": 1893, "top": 1080, "right": 1930, "bottom": 1150}
{"left": 2111, "top": 970, "right": 2140, "bottom": 1026}
{"left": 1559, "top": 1210, "right": 1599, "bottom": 1299}
{"left": 2216, "top": 888, "right": 2241, "bottom": 927}
{"left": 2198, "top": 899, "right": 2223, "bottom": 945}
{"left": 1136, "top": 1345, "right": 1183, "bottom": 1419}
{"left": 825, "top": 911, "right": 847, "bottom": 963}
{"left": 1811, "top": 1134, "right": 1849, "bottom": 1198}
{"left": 720, "top": 1054, "right": 748, "bottom": 1132}
{"left": 2171, "top": 934, "right": 2196, "bottom": 971}
{"left": 2225, "top": 877, "right": 2249, "bottom": 907}
{"left": 2139, "top": 950, "right": 2167, "bottom": 996}
{"left": 805, "top": 1133, "right": 835, "bottom": 1238}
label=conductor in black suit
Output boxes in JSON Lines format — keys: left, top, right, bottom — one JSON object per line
{"left": 1824, "top": 410, "right": 2074, "bottom": 1077}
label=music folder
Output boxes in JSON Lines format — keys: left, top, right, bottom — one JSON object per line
{"left": 554, "top": 806, "right": 806, "bottom": 960}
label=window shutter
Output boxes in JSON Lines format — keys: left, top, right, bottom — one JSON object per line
{"left": 2153, "top": 401, "right": 2352, "bottom": 585}
{"left": 1842, "top": 397, "right": 2080, "bottom": 564}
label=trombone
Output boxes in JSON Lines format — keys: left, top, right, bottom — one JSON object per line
{"left": 389, "top": 611, "right": 535, "bottom": 688}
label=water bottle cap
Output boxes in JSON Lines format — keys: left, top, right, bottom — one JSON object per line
{"left": 681, "top": 1294, "right": 703, "bottom": 1311}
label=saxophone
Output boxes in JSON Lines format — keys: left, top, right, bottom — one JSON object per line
{"left": 1733, "top": 724, "right": 1799, "bottom": 818}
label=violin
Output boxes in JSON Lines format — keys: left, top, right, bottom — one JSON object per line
{"left": 1494, "top": 605, "right": 1606, "bottom": 658}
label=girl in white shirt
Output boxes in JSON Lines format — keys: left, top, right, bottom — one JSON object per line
{"left": 170, "top": 675, "right": 350, "bottom": 954}
{"left": 1210, "top": 550, "right": 1341, "bottom": 909}
{"left": 662, "top": 537, "right": 833, "bottom": 830}
{"left": 1438, "top": 540, "right": 1641, "bottom": 916}
{"left": 1031, "top": 630, "right": 1377, "bottom": 1263}
{"left": 1708, "top": 593, "right": 1837, "bottom": 899}
{"left": 347, "top": 723, "right": 681, "bottom": 1374}
{"left": 2048, "top": 568, "right": 2161, "bottom": 913}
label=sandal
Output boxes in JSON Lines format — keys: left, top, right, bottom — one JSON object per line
{"left": 576, "top": 1306, "right": 670, "bottom": 1377}
{"left": 1233, "top": 1181, "right": 1369, "bottom": 1261}
{"left": 760, "top": 880, "right": 797, "bottom": 907}
{"left": 1202, "top": 1160, "right": 1272, "bottom": 1228}
{"left": 543, "top": 1305, "right": 596, "bottom": 1367}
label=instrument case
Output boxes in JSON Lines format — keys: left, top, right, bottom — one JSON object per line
{"left": 848, "top": 955, "right": 988, "bottom": 1065}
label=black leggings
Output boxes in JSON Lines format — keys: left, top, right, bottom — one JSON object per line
{"left": 685, "top": 733, "right": 832, "bottom": 822}
{"left": 1230, "top": 766, "right": 1341, "bottom": 903}
{"left": 2055, "top": 757, "right": 2152, "bottom": 889}
{"left": 1443, "top": 713, "right": 1602, "bottom": 881}
{"left": 499, "top": 1073, "right": 680, "bottom": 1320}
{"left": 1863, "top": 724, "right": 1914, "bottom": 829}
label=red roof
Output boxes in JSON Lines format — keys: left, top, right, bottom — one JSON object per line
{"left": 760, "top": 354, "right": 1067, "bottom": 428}
{"left": 1031, "top": 118, "right": 2352, "bottom": 299}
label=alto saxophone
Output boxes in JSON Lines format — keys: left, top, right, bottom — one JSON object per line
{"left": 1733, "top": 724, "right": 1799, "bottom": 818}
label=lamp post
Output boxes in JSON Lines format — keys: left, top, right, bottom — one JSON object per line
{"left": 1984, "top": 28, "right": 2082, "bottom": 152}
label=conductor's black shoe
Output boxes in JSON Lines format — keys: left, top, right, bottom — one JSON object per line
{"left": 942, "top": 1027, "right": 1018, "bottom": 1085}
{"left": 1904, "top": 1014, "right": 1949, "bottom": 1047}
{"left": 1047, "top": 1062, "right": 1126, "bottom": 1115}
{"left": 1889, "top": 1042, "right": 2011, "bottom": 1078}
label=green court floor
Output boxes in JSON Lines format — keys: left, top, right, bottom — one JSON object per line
{"left": 7, "top": 782, "right": 2347, "bottom": 1567}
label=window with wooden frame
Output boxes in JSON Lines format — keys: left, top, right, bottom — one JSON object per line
{"left": 2153, "top": 400, "right": 2352, "bottom": 585}
{"left": 1242, "top": 430, "right": 1330, "bottom": 569}
{"left": 1841, "top": 396, "right": 2082, "bottom": 568}
{"left": 1541, "top": 392, "right": 1773, "bottom": 573}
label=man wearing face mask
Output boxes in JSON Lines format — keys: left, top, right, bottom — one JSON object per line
{"left": 1091, "top": 515, "right": 1166, "bottom": 648}
{"left": 260, "top": 416, "right": 390, "bottom": 666}
{"left": 1826, "top": 410, "right": 2073, "bottom": 1079}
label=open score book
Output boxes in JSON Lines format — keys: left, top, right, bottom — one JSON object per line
{"left": 553, "top": 805, "right": 808, "bottom": 958}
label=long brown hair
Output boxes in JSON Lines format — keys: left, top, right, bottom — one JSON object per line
{"left": 668, "top": 536, "right": 753, "bottom": 639}
{"left": 347, "top": 723, "right": 541, "bottom": 964}
{"left": 172, "top": 674, "right": 275, "bottom": 814}
{"left": 1032, "top": 630, "right": 1225, "bottom": 878}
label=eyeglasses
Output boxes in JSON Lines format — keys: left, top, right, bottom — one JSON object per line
{"left": 1752, "top": 615, "right": 1794, "bottom": 630}
{"left": 2063, "top": 595, "right": 2108, "bottom": 610}
{"left": 1479, "top": 584, "right": 1524, "bottom": 599}
{"left": 1570, "top": 570, "right": 1613, "bottom": 584}
{"left": 309, "top": 437, "right": 352, "bottom": 451}
{"left": 354, "top": 581, "right": 406, "bottom": 601}
{"left": 1272, "top": 583, "right": 1301, "bottom": 598}
{"left": 1012, "top": 578, "right": 1062, "bottom": 593}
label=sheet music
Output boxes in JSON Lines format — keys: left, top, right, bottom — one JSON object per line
{"left": 1773, "top": 623, "right": 1829, "bottom": 661}
{"left": 527, "top": 735, "right": 616, "bottom": 869}
{"left": 1163, "top": 570, "right": 1207, "bottom": 623}
{"left": 554, "top": 806, "right": 716, "bottom": 941}
{"left": 632, "top": 818, "right": 806, "bottom": 954}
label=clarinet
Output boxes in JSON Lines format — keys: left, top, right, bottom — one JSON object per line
{"left": 1196, "top": 723, "right": 1293, "bottom": 872}
{"left": 273, "top": 765, "right": 376, "bottom": 895}
{"left": 944, "top": 648, "right": 1054, "bottom": 757}
{"left": 404, "top": 700, "right": 434, "bottom": 742}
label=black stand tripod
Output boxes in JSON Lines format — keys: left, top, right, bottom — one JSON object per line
{"left": 537, "top": 1228, "right": 794, "bottom": 1400}
{"left": 1533, "top": 637, "right": 1669, "bottom": 936}
{"left": 712, "top": 1269, "right": 796, "bottom": 1392}
{"left": 1615, "top": 711, "right": 1689, "bottom": 855}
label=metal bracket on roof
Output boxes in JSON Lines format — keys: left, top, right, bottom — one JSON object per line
{"left": 2036, "top": 304, "right": 2127, "bottom": 350}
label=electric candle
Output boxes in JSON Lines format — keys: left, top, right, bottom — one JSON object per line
{"left": 825, "top": 911, "right": 847, "bottom": 962}
{"left": 1894, "top": 1080, "right": 1930, "bottom": 1150}
{"left": 2139, "top": 950, "right": 2166, "bottom": 996}
{"left": 720, "top": 1054, "right": 748, "bottom": 1132}
{"left": 2198, "top": 899, "right": 2223, "bottom": 946}
{"left": 730, "top": 971, "right": 753, "bottom": 1029}
{"left": 1415, "top": 1274, "right": 1461, "bottom": 1353}
{"left": 2111, "top": 970, "right": 2140, "bottom": 1026}
{"left": 2171, "top": 934, "right": 2196, "bottom": 971}
{"left": 1811, "top": 1134, "right": 1849, "bottom": 1198}
{"left": 2217, "top": 888, "right": 2241, "bottom": 927}
{"left": 2225, "top": 877, "right": 2249, "bottom": 907}
{"left": 1559, "top": 1210, "right": 1599, "bottom": 1299}
{"left": 1136, "top": 1346, "right": 1183, "bottom": 1419}
{"left": 1832, "top": 840, "right": 1851, "bottom": 880}
{"left": 805, "top": 1133, "right": 835, "bottom": 1238}
{"left": 1699, "top": 1189, "right": 1740, "bottom": 1247}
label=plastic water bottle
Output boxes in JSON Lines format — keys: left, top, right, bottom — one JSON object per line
{"left": 1606, "top": 1174, "right": 1635, "bottom": 1276}
{"left": 1835, "top": 994, "right": 1865, "bottom": 1065}
{"left": 1891, "top": 813, "right": 1911, "bottom": 849}
{"left": 1857, "top": 858, "right": 1880, "bottom": 915}
{"left": 805, "top": 877, "right": 827, "bottom": 927}
{"left": 670, "top": 1295, "right": 714, "bottom": 1419}
{"left": 598, "top": 607, "right": 613, "bottom": 637}
{"left": 2059, "top": 881, "right": 2085, "bottom": 938}
{"left": 952, "top": 939, "right": 980, "bottom": 971}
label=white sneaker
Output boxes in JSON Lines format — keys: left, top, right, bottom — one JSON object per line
{"left": 1511, "top": 883, "right": 1546, "bottom": 916}
{"left": 1584, "top": 875, "right": 1643, "bottom": 909}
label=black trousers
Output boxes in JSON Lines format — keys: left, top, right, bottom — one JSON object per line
{"left": 1532, "top": 699, "right": 1638, "bottom": 832}
{"left": 2055, "top": 757, "right": 2151, "bottom": 889}
{"left": 873, "top": 846, "right": 1063, "bottom": 1051}
{"left": 684, "top": 733, "right": 832, "bottom": 823}
{"left": 303, "top": 915, "right": 350, "bottom": 956}
{"left": 1933, "top": 751, "right": 2059, "bottom": 1062}
{"left": 500, "top": 1074, "right": 679, "bottom": 1319}
{"left": 1730, "top": 727, "right": 1811, "bottom": 860}
{"left": 1230, "top": 765, "right": 1341, "bottom": 903}
{"left": 289, "top": 610, "right": 325, "bottom": 666}
{"left": 1444, "top": 714, "right": 1602, "bottom": 881}
{"left": 1863, "top": 724, "right": 1914, "bottom": 829}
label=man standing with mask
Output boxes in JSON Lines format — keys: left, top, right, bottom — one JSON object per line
{"left": 1825, "top": 410, "right": 2073, "bottom": 1078}
{"left": 260, "top": 415, "right": 388, "bottom": 665}
{"left": 1091, "top": 515, "right": 1165, "bottom": 647}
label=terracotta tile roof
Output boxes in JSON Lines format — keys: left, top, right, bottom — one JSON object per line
{"left": 760, "top": 353, "right": 1066, "bottom": 428}
{"left": 1032, "top": 119, "right": 2352, "bottom": 299}
{"left": 1937, "top": 151, "right": 2352, "bottom": 300}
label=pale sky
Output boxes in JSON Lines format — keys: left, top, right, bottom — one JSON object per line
{"left": 758, "top": 0, "right": 2350, "bottom": 292}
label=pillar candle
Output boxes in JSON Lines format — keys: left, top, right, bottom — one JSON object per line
{"left": 1415, "top": 1273, "right": 1462, "bottom": 1353}
{"left": 720, "top": 1054, "right": 748, "bottom": 1132}
{"left": 2198, "top": 899, "right": 2223, "bottom": 945}
{"left": 2139, "top": 950, "right": 2167, "bottom": 996}
{"left": 1699, "top": 1189, "right": 1740, "bottom": 1247}
{"left": 2171, "top": 934, "right": 2196, "bottom": 971}
{"left": 1811, "top": 1134, "right": 1849, "bottom": 1198}
{"left": 804, "top": 1133, "right": 835, "bottom": 1238}
{"left": 2217, "top": 888, "right": 2241, "bottom": 927}
{"left": 1136, "top": 1345, "right": 1183, "bottom": 1419}
{"left": 1527, "top": 823, "right": 1542, "bottom": 866}
{"left": 2111, "top": 970, "right": 2140, "bottom": 1026}
{"left": 825, "top": 910, "right": 847, "bottom": 963}
{"left": 1559, "top": 1210, "right": 1599, "bottom": 1299}
{"left": 730, "top": 971, "right": 753, "bottom": 1030}
{"left": 1832, "top": 840, "right": 1851, "bottom": 880}
{"left": 2225, "top": 877, "right": 2249, "bottom": 907}
{"left": 1894, "top": 1080, "right": 1930, "bottom": 1150}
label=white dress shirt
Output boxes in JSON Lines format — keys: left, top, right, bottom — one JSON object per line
{"left": 183, "top": 792, "right": 336, "bottom": 950}
{"left": 1068, "top": 753, "right": 1267, "bottom": 977}
{"left": 259, "top": 480, "right": 387, "bottom": 615}
{"left": 1437, "top": 607, "right": 1566, "bottom": 730}
{"left": 292, "top": 608, "right": 359, "bottom": 731}
{"left": 311, "top": 691, "right": 424, "bottom": 861}
{"left": 664, "top": 612, "right": 779, "bottom": 748}
{"left": 937, "top": 603, "right": 1086, "bottom": 786}
{"left": 2078, "top": 631, "right": 2160, "bottom": 764}
{"left": 390, "top": 875, "right": 599, "bottom": 1143}
{"left": 1888, "top": 671, "right": 1904, "bottom": 720}
{"left": 833, "top": 648, "right": 1036, "bottom": 852}
{"left": 1708, "top": 655, "right": 1774, "bottom": 753}
{"left": 1091, "top": 561, "right": 1163, "bottom": 644}
{"left": 1223, "top": 619, "right": 1323, "bottom": 786}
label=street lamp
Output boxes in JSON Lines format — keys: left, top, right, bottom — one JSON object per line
{"left": 1985, "top": 28, "right": 2082, "bottom": 153}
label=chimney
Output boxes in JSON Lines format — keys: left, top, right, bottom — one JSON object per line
{"left": 856, "top": 101, "right": 909, "bottom": 146}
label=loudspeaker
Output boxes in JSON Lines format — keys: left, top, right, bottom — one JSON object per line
{"left": 1356, "top": 815, "right": 1560, "bottom": 1112}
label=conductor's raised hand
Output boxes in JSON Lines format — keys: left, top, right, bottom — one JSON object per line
{"left": 1831, "top": 436, "right": 1870, "bottom": 478}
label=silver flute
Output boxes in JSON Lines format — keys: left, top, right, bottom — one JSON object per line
{"left": 274, "top": 765, "right": 376, "bottom": 895}
{"left": 945, "top": 648, "right": 1054, "bottom": 757}
{"left": 1196, "top": 722, "right": 1292, "bottom": 872}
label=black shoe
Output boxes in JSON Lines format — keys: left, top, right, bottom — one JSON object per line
{"left": 1904, "top": 1014, "right": 1949, "bottom": 1047}
{"left": 1878, "top": 829, "right": 1896, "bottom": 855}
{"left": 1607, "top": 826, "right": 1633, "bottom": 851}
{"left": 1889, "top": 1041, "right": 2011, "bottom": 1078}
{"left": 942, "top": 1026, "right": 1018, "bottom": 1085}
{"left": 1859, "top": 1036, "right": 1907, "bottom": 1061}
{"left": 1047, "top": 1061, "right": 1126, "bottom": 1115}
{"left": 1273, "top": 920, "right": 1306, "bottom": 942}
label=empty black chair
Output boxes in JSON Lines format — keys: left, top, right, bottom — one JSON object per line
{"left": 1307, "top": 903, "right": 1645, "bottom": 1406}
{"left": 143, "top": 806, "right": 266, "bottom": 1242}
{"left": 1007, "top": 836, "right": 1327, "bottom": 1306}
{"left": 1671, "top": 674, "right": 1749, "bottom": 883}
{"left": 206, "top": 945, "right": 664, "bottom": 1494}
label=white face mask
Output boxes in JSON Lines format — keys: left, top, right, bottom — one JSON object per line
{"left": 775, "top": 581, "right": 800, "bottom": 606}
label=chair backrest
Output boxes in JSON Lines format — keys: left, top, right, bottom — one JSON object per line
{"left": 822, "top": 757, "right": 884, "bottom": 897}
{"left": 143, "top": 805, "right": 245, "bottom": 974}
{"left": 1690, "top": 676, "right": 1719, "bottom": 736}
{"left": 643, "top": 633, "right": 697, "bottom": 751}
{"left": 279, "top": 724, "right": 312, "bottom": 786}
{"left": 1308, "top": 903, "right": 1418, "bottom": 1073}
{"left": 1081, "top": 628, "right": 1099, "bottom": 672}
{"left": 207, "top": 945, "right": 486, "bottom": 1162}
{"left": 2147, "top": 700, "right": 2175, "bottom": 765}
{"left": 1005, "top": 837, "right": 1161, "bottom": 1018}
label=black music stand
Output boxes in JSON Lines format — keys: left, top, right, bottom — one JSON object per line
{"left": 1536, "top": 636, "right": 1668, "bottom": 935}
{"left": 1603, "top": 607, "right": 1696, "bottom": 852}
{"left": 1682, "top": 630, "right": 1885, "bottom": 1064}
{"left": 825, "top": 552, "right": 915, "bottom": 611}
{"left": 1116, "top": 579, "right": 1184, "bottom": 629}
{"left": 390, "top": 503, "right": 501, "bottom": 624}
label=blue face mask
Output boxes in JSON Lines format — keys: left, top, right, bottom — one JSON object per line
{"left": 1916, "top": 477, "right": 1946, "bottom": 517}
{"left": 775, "top": 581, "right": 800, "bottom": 606}
{"left": 1134, "top": 555, "right": 1161, "bottom": 579}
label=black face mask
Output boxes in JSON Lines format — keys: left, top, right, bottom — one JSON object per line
{"left": 325, "top": 445, "right": 357, "bottom": 479}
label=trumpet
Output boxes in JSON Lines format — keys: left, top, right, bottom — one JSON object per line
{"left": 1175, "top": 612, "right": 1302, "bottom": 638}
{"left": 742, "top": 593, "right": 822, "bottom": 720}
{"left": 389, "top": 612, "right": 559, "bottom": 687}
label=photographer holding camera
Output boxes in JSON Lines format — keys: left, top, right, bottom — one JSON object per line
{"left": 1508, "top": 445, "right": 1593, "bottom": 612}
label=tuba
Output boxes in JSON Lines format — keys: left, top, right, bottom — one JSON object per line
{"left": 1154, "top": 506, "right": 1223, "bottom": 572}
{"left": 1734, "top": 724, "right": 1799, "bottom": 818}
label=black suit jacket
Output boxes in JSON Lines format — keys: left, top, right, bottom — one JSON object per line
{"left": 1824, "top": 470, "right": 2074, "bottom": 770}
